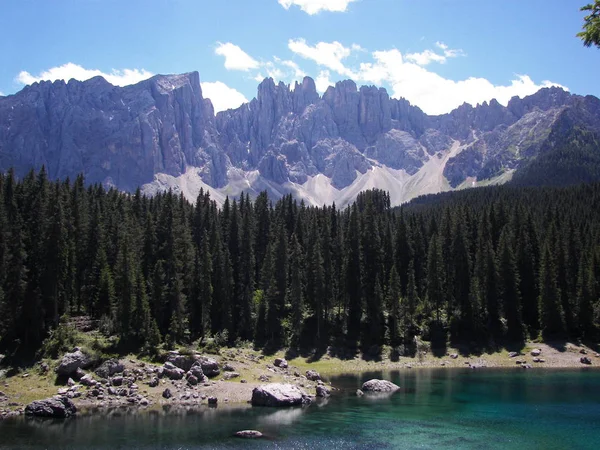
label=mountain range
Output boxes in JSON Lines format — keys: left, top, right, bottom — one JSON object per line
{"left": 1, "top": 71, "right": 599, "bottom": 206}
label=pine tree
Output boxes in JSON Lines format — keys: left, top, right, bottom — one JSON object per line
{"left": 426, "top": 233, "right": 445, "bottom": 323}
{"left": 387, "top": 265, "right": 401, "bottom": 347}
{"left": 287, "top": 233, "right": 305, "bottom": 348}
{"left": 538, "top": 238, "right": 565, "bottom": 338}
{"left": 497, "top": 228, "right": 525, "bottom": 342}
{"left": 345, "top": 205, "right": 362, "bottom": 346}
{"left": 576, "top": 250, "right": 596, "bottom": 339}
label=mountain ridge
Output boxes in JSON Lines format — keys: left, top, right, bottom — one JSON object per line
{"left": 1, "top": 71, "right": 599, "bottom": 206}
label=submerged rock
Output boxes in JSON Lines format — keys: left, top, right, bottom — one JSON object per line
{"left": 251, "top": 383, "right": 311, "bottom": 407}
{"left": 316, "top": 385, "right": 331, "bottom": 398}
{"left": 235, "top": 430, "right": 263, "bottom": 439}
{"left": 25, "top": 396, "right": 77, "bottom": 418}
{"left": 361, "top": 379, "right": 400, "bottom": 393}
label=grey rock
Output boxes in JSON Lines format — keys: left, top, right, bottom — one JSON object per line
{"left": 305, "top": 370, "right": 321, "bottom": 381}
{"left": 24, "top": 396, "right": 76, "bottom": 418}
{"left": 273, "top": 358, "right": 288, "bottom": 369}
{"left": 56, "top": 350, "right": 91, "bottom": 376}
{"left": 162, "top": 365, "right": 185, "bottom": 380}
{"left": 316, "top": 385, "right": 331, "bottom": 398}
{"left": 199, "top": 357, "right": 220, "bottom": 378}
{"left": 186, "top": 375, "right": 199, "bottom": 386}
{"left": 361, "top": 379, "right": 400, "bottom": 393}
{"left": 234, "top": 430, "right": 263, "bottom": 439}
{"left": 189, "top": 364, "right": 206, "bottom": 382}
{"left": 531, "top": 349, "right": 542, "bottom": 357}
{"left": 223, "top": 372, "right": 240, "bottom": 380}
{"left": 166, "top": 351, "right": 201, "bottom": 371}
{"left": 356, "top": 389, "right": 364, "bottom": 397}
{"left": 162, "top": 388, "right": 172, "bottom": 399}
{"left": 95, "top": 359, "right": 125, "bottom": 379}
{"left": 208, "top": 396, "right": 218, "bottom": 405}
{"left": 1, "top": 72, "right": 595, "bottom": 208}
{"left": 223, "top": 363, "right": 236, "bottom": 372}
{"left": 251, "top": 383, "right": 311, "bottom": 407}
{"left": 111, "top": 376, "right": 123, "bottom": 386}
{"left": 148, "top": 377, "right": 159, "bottom": 388}
{"left": 581, "top": 357, "right": 592, "bottom": 365}
{"left": 365, "top": 129, "right": 425, "bottom": 173}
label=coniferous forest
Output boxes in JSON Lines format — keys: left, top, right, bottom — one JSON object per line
{"left": 1, "top": 167, "right": 599, "bottom": 360}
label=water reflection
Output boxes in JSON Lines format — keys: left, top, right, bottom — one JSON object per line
{"left": 1, "top": 368, "right": 599, "bottom": 449}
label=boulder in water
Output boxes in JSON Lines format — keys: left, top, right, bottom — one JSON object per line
{"left": 361, "top": 379, "right": 400, "bottom": 393}
{"left": 316, "top": 385, "right": 331, "bottom": 398}
{"left": 235, "top": 430, "right": 263, "bottom": 439}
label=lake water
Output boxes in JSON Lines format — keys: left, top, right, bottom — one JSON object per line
{"left": 1, "top": 368, "right": 599, "bottom": 449}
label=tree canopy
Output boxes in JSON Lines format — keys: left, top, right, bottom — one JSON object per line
{"left": 578, "top": 1, "right": 600, "bottom": 48}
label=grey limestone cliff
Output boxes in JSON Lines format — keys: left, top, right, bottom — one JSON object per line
{"left": 1, "top": 72, "right": 598, "bottom": 205}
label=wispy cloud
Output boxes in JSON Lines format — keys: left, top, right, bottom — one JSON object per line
{"left": 278, "top": 0, "right": 357, "bottom": 15}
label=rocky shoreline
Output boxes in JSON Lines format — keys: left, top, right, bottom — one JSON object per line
{"left": 1, "top": 342, "right": 599, "bottom": 420}
{"left": 0, "top": 350, "right": 331, "bottom": 420}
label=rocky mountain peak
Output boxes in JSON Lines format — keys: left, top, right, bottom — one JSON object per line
{"left": 0, "top": 74, "right": 595, "bottom": 208}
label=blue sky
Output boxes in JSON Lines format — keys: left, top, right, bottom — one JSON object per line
{"left": 1, "top": 0, "right": 598, "bottom": 115}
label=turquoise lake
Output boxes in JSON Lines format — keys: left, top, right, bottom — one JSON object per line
{"left": 1, "top": 368, "right": 599, "bottom": 449}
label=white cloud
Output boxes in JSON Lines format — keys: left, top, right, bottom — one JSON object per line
{"left": 405, "top": 42, "right": 465, "bottom": 66}
{"left": 0, "top": 91, "right": 4, "bottom": 96}
{"left": 278, "top": 0, "right": 357, "bottom": 14}
{"left": 405, "top": 50, "right": 447, "bottom": 66}
{"left": 282, "top": 39, "right": 565, "bottom": 115}
{"left": 200, "top": 81, "right": 248, "bottom": 113}
{"left": 315, "top": 70, "right": 333, "bottom": 93}
{"left": 215, "top": 42, "right": 260, "bottom": 71}
{"left": 288, "top": 38, "right": 358, "bottom": 76}
{"left": 353, "top": 49, "right": 565, "bottom": 115}
{"left": 15, "top": 63, "right": 153, "bottom": 86}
